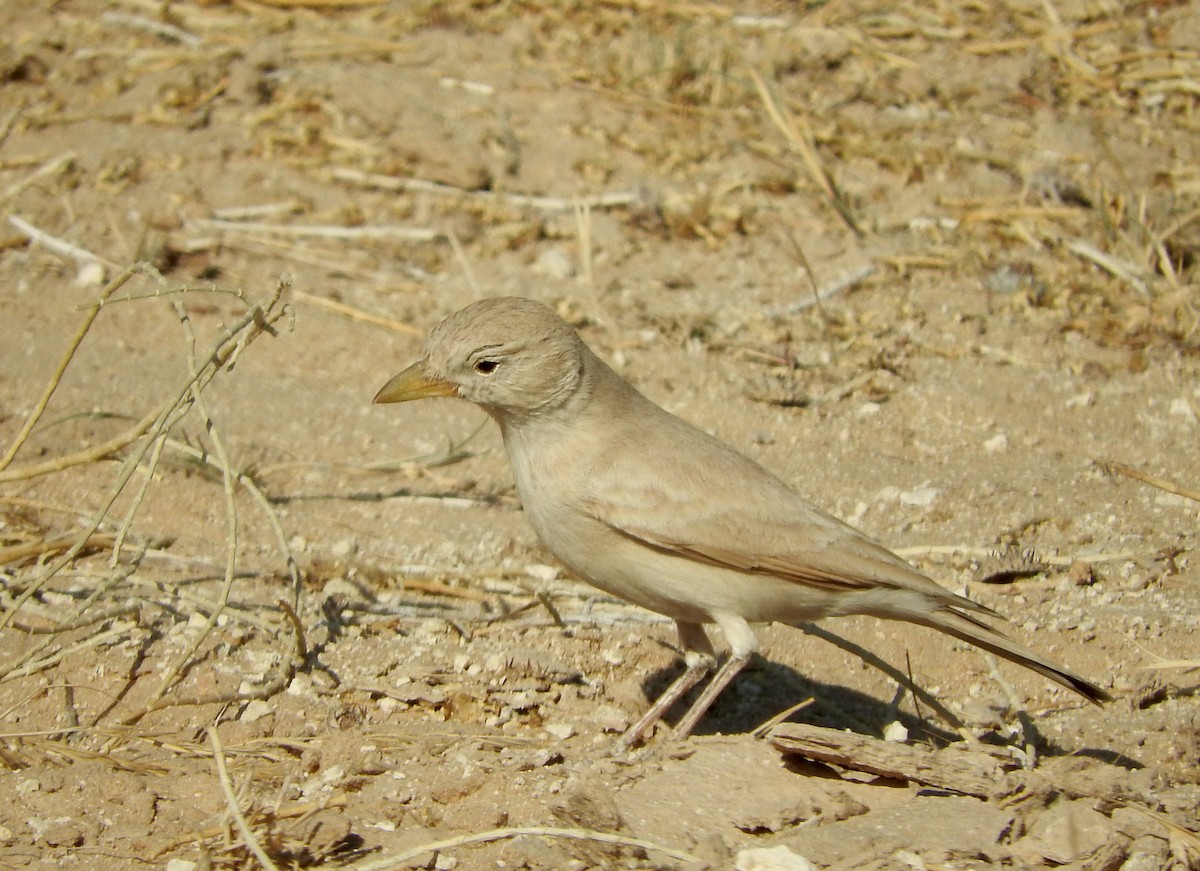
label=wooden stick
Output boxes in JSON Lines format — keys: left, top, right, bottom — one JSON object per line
{"left": 770, "top": 722, "right": 1020, "bottom": 797}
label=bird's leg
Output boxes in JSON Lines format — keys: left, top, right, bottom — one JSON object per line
{"left": 619, "top": 621, "right": 714, "bottom": 749}
{"left": 670, "top": 614, "right": 758, "bottom": 740}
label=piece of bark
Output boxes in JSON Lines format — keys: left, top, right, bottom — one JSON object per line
{"left": 769, "top": 723, "right": 1021, "bottom": 797}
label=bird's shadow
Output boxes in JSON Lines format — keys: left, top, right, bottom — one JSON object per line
{"left": 640, "top": 652, "right": 958, "bottom": 745}
{"left": 638, "top": 651, "right": 1138, "bottom": 766}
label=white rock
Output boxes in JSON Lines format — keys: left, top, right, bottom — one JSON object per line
{"left": 1169, "top": 398, "right": 1197, "bottom": 421}
{"left": 736, "top": 845, "right": 818, "bottom": 871}
{"left": 983, "top": 433, "right": 1009, "bottom": 453}
{"left": 899, "top": 485, "right": 940, "bottom": 506}
{"left": 323, "top": 577, "right": 358, "bottom": 597}
{"left": 240, "top": 700, "right": 273, "bottom": 723}
{"left": 601, "top": 648, "right": 625, "bottom": 666}
{"left": 74, "top": 260, "right": 107, "bottom": 287}
{"left": 883, "top": 721, "right": 909, "bottom": 743}
{"left": 286, "top": 672, "right": 313, "bottom": 696}
{"left": 532, "top": 247, "right": 574, "bottom": 279}
{"left": 525, "top": 564, "right": 560, "bottom": 583}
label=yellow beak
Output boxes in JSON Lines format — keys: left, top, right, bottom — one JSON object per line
{"left": 373, "top": 360, "right": 458, "bottom": 404}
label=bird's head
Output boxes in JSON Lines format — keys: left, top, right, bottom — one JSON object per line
{"left": 373, "top": 297, "right": 587, "bottom": 418}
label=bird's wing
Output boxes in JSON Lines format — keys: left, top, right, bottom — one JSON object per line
{"left": 577, "top": 430, "right": 979, "bottom": 607}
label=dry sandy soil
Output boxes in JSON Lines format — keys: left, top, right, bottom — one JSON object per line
{"left": 1, "top": 1, "right": 1198, "bottom": 869}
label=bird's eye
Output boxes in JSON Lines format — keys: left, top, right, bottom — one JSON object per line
{"left": 474, "top": 359, "right": 500, "bottom": 375}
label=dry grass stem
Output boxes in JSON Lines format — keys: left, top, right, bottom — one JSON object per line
{"left": 6, "top": 603, "right": 140, "bottom": 635}
{"left": 7, "top": 215, "right": 114, "bottom": 266}
{"left": 1064, "top": 238, "right": 1154, "bottom": 296}
{"left": 197, "top": 235, "right": 398, "bottom": 283}
{"left": 3, "top": 623, "right": 142, "bottom": 680}
{"left": 130, "top": 304, "right": 247, "bottom": 718}
{"left": 0, "top": 273, "right": 289, "bottom": 484}
{"left": 246, "top": 0, "right": 386, "bottom": 7}
{"left": 211, "top": 201, "right": 304, "bottom": 221}
{"left": 208, "top": 726, "right": 282, "bottom": 871}
{"left": 0, "top": 153, "right": 76, "bottom": 206}
{"left": 98, "top": 12, "right": 202, "bottom": 47}
{"left": 1101, "top": 462, "right": 1200, "bottom": 503}
{"left": 332, "top": 167, "right": 643, "bottom": 212}
{"left": 349, "top": 825, "right": 698, "bottom": 870}
{"left": 753, "top": 697, "right": 816, "bottom": 738}
{"left": 0, "top": 263, "right": 140, "bottom": 471}
{"left": 768, "top": 265, "right": 877, "bottom": 316}
{"left": 154, "top": 794, "right": 348, "bottom": 856}
{"left": 574, "top": 199, "right": 595, "bottom": 288}
{"left": 749, "top": 68, "right": 860, "bottom": 235}
{"left": 192, "top": 217, "right": 441, "bottom": 242}
{"left": 164, "top": 437, "right": 302, "bottom": 603}
{"left": 0, "top": 532, "right": 116, "bottom": 567}
{"left": 446, "top": 228, "right": 482, "bottom": 297}
{"left": 798, "top": 622, "right": 968, "bottom": 735}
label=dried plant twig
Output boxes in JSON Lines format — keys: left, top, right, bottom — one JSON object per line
{"left": 163, "top": 437, "right": 302, "bottom": 605}
{"left": 1064, "top": 238, "right": 1153, "bottom": 296}
{"left": 130, "top": 302, "right": 244, "bottom": 716}
{"left": 797, "top": 623, "right": 968, "bottom": 734}
{"left": 191, "top": 217, "right": 441, "bottom": 242}
{"left": 294, "top": 290, "right": 421, "bottom": 335}
{"left": 208, "top": 727, "right": 282, "bottom": 871}
{"left": 98, "top": 12, "right": 201, "bottom": 47}
{"left": 749, "top": 69, "right": 860, "bottom": 235}
{"left": 0, "top": 263, "right": 141, "bottom": 471}
{"left": 1099, "top": 461, "right": 1200, "bottom": 503}
{"left": 349, "top": 825, "right": 697, "bottom": 870}
{"left": 331, "top": 167, "right": 642, "bottom": 212}
{"left": 0, "top": 153, "right": 76, "bottom": 206}
{"left": 7, "top": 215, "right": 114, "bottom": 266}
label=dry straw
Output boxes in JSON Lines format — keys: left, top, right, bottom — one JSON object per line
{"left": 1, "top": 265, "right": 301, "bottom": 733}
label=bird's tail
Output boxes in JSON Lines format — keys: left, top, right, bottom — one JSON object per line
{"left": 909, "top": 606, "right": 1112, "bottom": 705}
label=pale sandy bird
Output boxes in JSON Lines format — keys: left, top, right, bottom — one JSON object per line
{"left": 375, "top": 297, "right": 1109, "bottom": 744}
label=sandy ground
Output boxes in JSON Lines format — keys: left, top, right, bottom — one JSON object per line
{"left": 1, "top": 1, "right": 1198, "bottom": 869}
